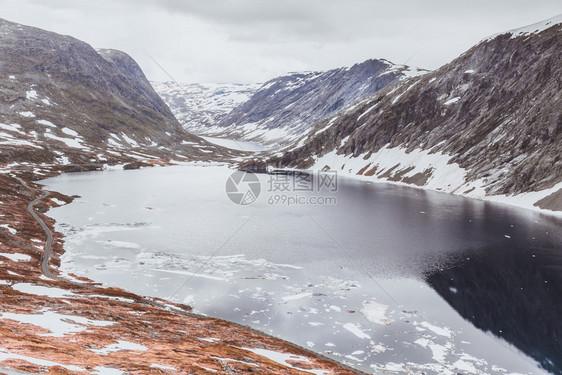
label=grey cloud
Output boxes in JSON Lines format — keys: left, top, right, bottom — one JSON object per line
{"left": 2, "top": 0, "right": 561, "bottom": 83}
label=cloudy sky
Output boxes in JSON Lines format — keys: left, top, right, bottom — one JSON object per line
{"left": 1, "top": 0, "right": 560, "bottom": 83}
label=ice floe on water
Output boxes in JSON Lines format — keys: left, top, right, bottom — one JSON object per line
{"left": 52, "top": 243, "right": 547, "bottom": 374}
{"left": 342, "top": 323, "right": 371, "bottom": 340}
{"left": 360, "top": 300, "right": 391, "bottom": 325}
{"left": 42, "top": 165, "right": 554, "bottom": 375}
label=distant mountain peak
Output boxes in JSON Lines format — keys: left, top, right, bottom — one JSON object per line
{"left": 155, "top": 58, "right": 427, "bottom": 148}
{"left": 482, "top": 13, "right": 562, "bottom": 42}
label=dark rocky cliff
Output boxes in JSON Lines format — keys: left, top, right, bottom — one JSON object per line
{"left": 261, "top": 16, "right": 562, "bottom": 206}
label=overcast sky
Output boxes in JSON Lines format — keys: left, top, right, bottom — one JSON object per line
{"left": 1, "top": 0, "right": 560, "bottom": 83}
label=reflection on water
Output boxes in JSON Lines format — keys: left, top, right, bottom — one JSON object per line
{"left": 426, "top": 244, "right": 562, "bottom": 375}
{"left": 42, "top": 165, "right": 562, "bottom": 374}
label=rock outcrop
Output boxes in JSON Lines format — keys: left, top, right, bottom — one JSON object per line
{"left": 259, "top": 15, "right": 562, "bottom": 211}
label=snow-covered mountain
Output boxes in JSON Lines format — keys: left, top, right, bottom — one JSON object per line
{"left": 213, "top": 60, "right": 428, "bottom": 146}
{"left": 151, "top": 81, "right": 261, "bottom": 134}
{"left": 154, "top": 60, "right": 427, "bottom": 147}
{"left": 0, "top": 18, "right": 235, "bottom": 168}
{"left": 253, "top": 15, "right": 562, "bottom": 213}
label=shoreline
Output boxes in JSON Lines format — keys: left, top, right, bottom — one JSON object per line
{"left": 266, "top": 166, "right": 562, "bottom": 219}
{"left": 0, "top": 163, "right": 364, "bottom": 375}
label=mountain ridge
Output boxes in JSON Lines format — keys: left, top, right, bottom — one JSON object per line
{"left": 250, "top": 16, "right": 562, "bottom": 213}
{"left": 0, "top": 17, "right": 237, "bottom": 167}
{"left": 151, "top": 81, "right": 261, "bottom": 137}
{"left": 155, "top": 58, "right": 428, "bottom": 147}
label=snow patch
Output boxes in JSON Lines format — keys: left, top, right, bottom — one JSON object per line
{"left": 26, "top": 89, "right": 38, "bottom": 100}
{"left": 361, "top": 300, "right": 391, "bottom": 325}
{"left": 12, "top": 283, "right": 79, "bottom": 298}
{"left": 90, "top": 340, "right": 147, "bottom": 355}
{"left": 241, "top": 347, "right": 330, "bottom": 375}
{"left": 444, "top": 97, "right": 460, "bottom": 105}
{"left": 0, "top": 224, "right": 17, "bottom": 235}
{"left": 0, "top": 310, "right": 114, "bottom": 337}
{"left": 0, "top": 253, "right": 31, "bottom": 262}
{"left": 37, "top": 119, "right": 56, "bottom": 127}
{"left": 0, "top": 348, "right": 85, "bottom": 372}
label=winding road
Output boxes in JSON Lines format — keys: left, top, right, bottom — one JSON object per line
{"left": 16, "top": 177, "right": 68, "bottom": 283}
{"left": 14, "top": 175, "right": 368, "bottom": 375}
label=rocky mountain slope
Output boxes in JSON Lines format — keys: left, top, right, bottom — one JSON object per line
{"left": 0, "top": 18, "right": 236, "bottom": 168}
{"left": 0, "top": 18, "right": 362, "bottom": 375}
{"left": 167, "top": 60, "right": 427, "bottom": 147}
{"left": 257, "top": 15, "right": 562, "bottom": 213}
{"left": 151, "top": 81, "right": 260, "bottom": 134}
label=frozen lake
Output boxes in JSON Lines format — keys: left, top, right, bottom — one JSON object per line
{"left": 43, "top": 165, "right": 562, "bottom": 374}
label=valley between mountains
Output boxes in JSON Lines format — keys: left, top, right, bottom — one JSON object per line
{"left": 0, "top": 12, "right": 561, "bottom": 375}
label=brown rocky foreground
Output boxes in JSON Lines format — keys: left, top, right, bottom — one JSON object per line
{"left": 0, "top": 162, "right": 366, "bottom": 375}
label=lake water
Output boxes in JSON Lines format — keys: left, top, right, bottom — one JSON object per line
{"left": 42, "top": 165, "right": 562, "bottom": 374}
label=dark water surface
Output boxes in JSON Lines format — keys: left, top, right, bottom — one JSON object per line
{"left": 43, "top": 165, "right": 562, "bottom": 374}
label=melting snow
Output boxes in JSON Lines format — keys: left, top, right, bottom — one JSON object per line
{"left": 51, "top": 198, "right": 66, "bottom": 206}
{"left": 37, "top": 119, "right": 56, "bottom": 127}
{"left": 150, "top": 364, "right": 178, "bottom": 371}
{"left": 444, "top": 97, "right": 460, "bottom": 105}
{"left": 90, "top": 340, "right": 147, "bottom": 355}
{"left": 120, "top": 133, "right": 139, "bottom": 147}
{"left": 44, "top": 133, "right": 88, "bottom": 149}
{"left": 26, "top": 90, "right": 38, "bottom": 100}
{"left": 0, "top": 123, "right": 24, "bottom": 134}
{"left": 0, "top": 310, "right": 114, "bottom": 337}
{"left": 12, "top": 283, "right": 79, "bottom": 298}
{"left": 61, "top": 127, "right": 79, "bottom": 137}
{"left": 93, "top": 367, "right": 124, "bottom": 375}
{"left": 0, "top": 253, "right": 30, "bottom": 262}
{"left": 0, "top": 224, "right": 17, "bottom": 235}
{"left": 242, "top": 347, "right": 330, "bottom": 375}
{"left": 0, "top": 348, "right": 84, "bottom": 372}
